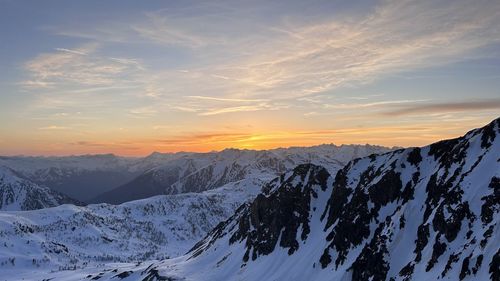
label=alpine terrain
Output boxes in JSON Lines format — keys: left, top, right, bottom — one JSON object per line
{"left": 0, "top": 166, "right": 81, "bottom": 211}
{"left": 35, "top": 117, "right": 500, "bottom": 281}
{"left": 92, "top": 145, "right": 391, "bottom": 204}
{"left": 0, "top": 145, "right": 391, "bottom": 278}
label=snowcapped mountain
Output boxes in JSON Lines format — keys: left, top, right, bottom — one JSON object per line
{"left": 92, "top": 144, "right": 392, "bottom": 204}
{"left": 49, "top": 117, "right": 500, "bottom": 281}
{"left": 0, "top": 166, "right": 80, "bottom": 211}
{"left": 0, "top": 178, "right": 264, "bottom": 274}
{"left": 0, "top": 145, "right": 391, "bottom": 279}
{"left": 0, "top": 145, "right": 390, "bottom": 204}
{"left": 0, "top": 155, "right": 139, "bottom": 202}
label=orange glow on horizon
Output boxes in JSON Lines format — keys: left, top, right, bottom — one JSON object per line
{"left": 1, "top": 119, "right": 491, "bottom": 157}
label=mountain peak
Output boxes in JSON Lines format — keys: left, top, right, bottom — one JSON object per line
{"left": 152, "top": 117, "right": 500, "bottom": 281}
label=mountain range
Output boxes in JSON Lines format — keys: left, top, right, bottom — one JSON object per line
{"left": 0, "top": 144, "right": 391, "bottom": 278}
{"left": 92, "top": 144, "right": 391, "bottom": 204}
{"left": 25, "top": 117, "right": 499, "bottom": 281}
{"left": 0, "top": 118, "right": 498, "bottom": 281}
{"left": 0, "top": 144, "right": 392, "bottom": 206}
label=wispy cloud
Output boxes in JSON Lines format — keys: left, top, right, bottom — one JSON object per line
{"left": 323, "top": 99, "right": 428, "bottom": 110}
{"left": 131, "top": 12, "right": 209, "bottom": 48}
{"left": 124, "top": 0, "right": 500, "bottom": 114}
{"left": 187, "top": 95, "right": 267, "bottom": 103}
{"left": 54, "top": 48, "right": 88, "bottom": 56}
{"left": 38, "top": 125, "right": 70, "bottom": 130}
{"left": 38, "top": 0, "right": 500, "bottom": 108}
{"left": 199, "top": 104, "right": 272, "bottom": 116}
{"left": 381, "top": 99, "right": 500, "bottom": 116}
{"left": 22, "top": 43, "right": 144, "bottom": 89}
{"left": 212, "top": 0, "right": 500, "bottom": 100}
{"left": 129, "top": 106, "right": 158, "bottom": 118}
{"left": 9, "top": 0, "right": 500, "bottom": 156}
{"left": 158, "top": 132, "right": 254, "bottom": 146}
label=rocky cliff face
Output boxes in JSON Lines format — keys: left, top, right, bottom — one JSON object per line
{"left": 71, "top": 118, "right": 499, "bottom": 281}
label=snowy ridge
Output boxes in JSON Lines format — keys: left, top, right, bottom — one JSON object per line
{"left": 46, "top": 117, "right": 500, "bottom": 281}
{"left": 0, "top": 166, "right": 80, "bottom": 211}
{"left": 94, "top": 144, "right": 391, "bottom": 204}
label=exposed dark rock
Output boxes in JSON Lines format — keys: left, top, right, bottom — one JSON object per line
{"left": 407, "top": 147, "right": 422, "bottom": 166}
{"left": 399, "top": 262, "right": 414, "bottom": 281}
{"left": 460, "top": 254, "right": 472, "bottom": 280}
{"left": 472, "top": 254, "right": 483, "bottom": 275}
{"left": 490, "top": 249, "right": 500, "bottom": 281}
{"left": 368, "top": 170, "right": 402, "bottom": 208}
{"left": 228, "top": 164, "right": 330, "bottom": 261}
{"left": 481, "top": 177, "right": 500, "bottom": 224}
{"left": 441, "top": 253, "right": 460, "bottom": 278}
{"left": 324, "top": 187, "right": 371, "bottom": 268}
{"left": 399, "top": 214, "right": 406, "bottom": 229}
{"left": 114, "top": 271, "right": 133, "bottom": 279}
{"left": 321, "top": 166, "right": 351, "bottom": 229}
{"left": 350, "top": 222, "right": 390, "bottom": 281}
{"left": 141, "top": 268, "right": 172, "bottom": 281}
{"left": 480, "top": 225, "right": 494, "bottom": 249}
{"left": 481, "top": 118, "right": 499, "bottom": 149}
{"left": 432, "top": 201, "right": 473, "bottom": 242}
{"left": 426, "top": 235, "right": 447, "bottom": 271}
{"left": 414, "top": 223, "right": 430, "bottom": 262}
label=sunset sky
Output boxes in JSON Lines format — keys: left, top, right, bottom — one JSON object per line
{"left": 1, "top": 0, "right": 500, "bottom": 156}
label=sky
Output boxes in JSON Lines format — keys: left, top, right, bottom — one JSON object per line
{"left": 0, "top": 0, "right": 500, "bottom": 156}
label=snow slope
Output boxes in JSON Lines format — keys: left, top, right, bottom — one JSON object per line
{"left": 0, "top": 177, "right": 264, "bottom": 275}
{"left": 44, "top": 117, "right": 500, "bottom": 281}
{"left": 0, "top": 166, "right": 80, "bottom": 211}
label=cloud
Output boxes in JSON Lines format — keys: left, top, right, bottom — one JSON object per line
{"left": 157, "top": 132, "right": 255, "bottom": 145}
{"left": 304, "top": 112, "right": 319, "bottom": 117}
{"left": 323, "top": 99, "right": 429, "bottom": 110}
{"left": 129, "top": 106, "right": 158, "bottom": 118}
{"left": 21, "top": 0, "right": 500, "bottom": 123}
{"left": 70, "top": 141, "right": 141, "bottom": 151}
{"left": 71, "top": 141, "right": 107, "bottom": 147}
{"left": 187, "top": 95, "right": 267, "bottom": 103}
{"left": 219, "top": 0, "right": 500, "bottom": 99}
{"left": 54, "top": 48, "right": 88, "bottom": 56}
{"left": 22, "top": 43, "right": 145, "bottom": 89}
{"left": 38, "top": 125, "right": 69, "bottom": 130}
{"left": 381, "top": 99, "right": 500, "bottom": 116}
{"left": 119, "top": 0, "right": 500, "bottom": 112}
{"left": 198, "top": 104, "right": 271, "bottom": 116}
{"left": 131, "top": 12, "right": 209, "bottom": 48}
